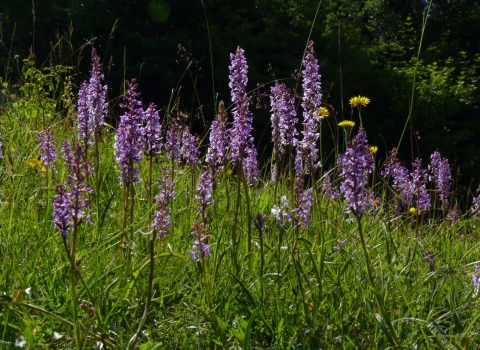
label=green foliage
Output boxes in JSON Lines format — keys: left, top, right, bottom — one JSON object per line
{"left": 397, "top": 53, "right": 480, "bottom": 172}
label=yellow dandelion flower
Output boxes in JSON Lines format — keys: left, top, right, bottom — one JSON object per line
{"left": 369, "top": 146, "right": 378, "bottom": 154}
{"left": 319, "top": 107, "right": 329, "bottom": 118}
{"left": 349, "top": 96, "right": 370, "bottom": 107}
{"left": 25, "top": 159, "right": 43, "bottom": 169}
{"left": 338, "top": 120, "right": 355, "bottom": 128}
{"left": 409, "top": 207, "right": 421, "bottom": 215}
{"left": 39, "top": 165, "right": 47, "bottom": 178}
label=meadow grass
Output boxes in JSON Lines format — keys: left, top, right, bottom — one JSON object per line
{"left": 0, "top": 47, "right": 480, "bottom": 350}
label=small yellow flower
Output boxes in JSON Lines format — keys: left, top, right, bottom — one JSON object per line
{"left": 349, "top": 96, "right": 370, "bottom": 108}
{"left": 318, "top": 107, "right": 329, "bottom": 118}
{"left": 369, "top": 146, "right": 378, "bottom": 154}
{"left": 39, "top": 165, "right": 47, "bottom": 178}
{"left": 338, "top": 120, "right": 355, "bottom": 128}
{"left": 409, "top": 207, "right": 421, "bottom": 215}
{"left": 25, "top": 159, "right": 43, "bottom": 169}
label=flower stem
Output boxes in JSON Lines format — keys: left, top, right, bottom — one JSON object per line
{"left": 70, "top": 220, "right": 82, "bottom": 348}
{"left": 291, "top": 226, "right": 310, "bottom": 325}
{"left": 94, "top": 132, "right": 102, "bottom": 243}
{"left": 241, "top": 166, "right": 253, "bottom": 258}
{"left": 355, "top": 215, "right": 398, "bottom": 345}
{"left": 127, "top": 234, "right": 156, "bottom": 349}
{"left": 232, "top": 166, "right": 241, "bottom": 274}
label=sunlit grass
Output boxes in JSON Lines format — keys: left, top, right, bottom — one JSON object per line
{"left": 0, "top": 56, "right": 479, "bottom": 350}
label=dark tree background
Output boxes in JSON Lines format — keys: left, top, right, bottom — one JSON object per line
{"left": 1, "top": 0, "right": 479, "bottom": 188}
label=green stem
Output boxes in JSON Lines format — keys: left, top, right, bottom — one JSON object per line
{"left": 397, "top": 0, "right": 433, "bottom": 150}
{"left": 71, "top": 219, "right": 82, "bottom": 348}
{"left": 277, "top": 226, "right": 284, "bottom": 308}
{"left": 129, "top": 182, "right": 135, "bottom": 242}
{"left": 258, "top": 225, "right": 264, "bottom": 303}
{"left": 201, "top": 256, "right": 212, "bottom": 306}
{"left": 148, "top": 157, "right": 153, "bottom": 227}
{"left": 232, "top": 168, "right": 241, "bottom": 274}
{"left": 319, "top": 122, "right": 323, "bottom": 169}
{"left": 94, "top": 132, "right": 101, "bottom": 242}
{"left": 240, "top": 166, "right": 253, "bottom": 258}
{"left": 126, "top": 182, "right": 135, "bottom": 277}
{"left": 127, "top": 234, "right": 156, "bottom": 349}
{"left": 291, "top": 226, "right": 310, "bottom": 325}
{"left": 355, "top": 215, "right": 398, "bottom": 345}
{"left": 273, "top": 155, "right": 279, "bottom": 203}
{"left": 121, "top": 182, "right": 128, "bottom": 244}
{"left": 200, "top": 0, "right": 217, "bottom": 114}
{"left": 211, "top": 174, "right": 220, "bottom": 278}
{"left": 128, "top": 156, "right": 155, "bottom": 349}
{"left": 223, "top": 163, "right": 230, "bottom": 211}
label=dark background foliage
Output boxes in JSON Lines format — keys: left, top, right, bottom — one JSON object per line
{"left": 1, "top": 0, "right": 479, "bottom": 189}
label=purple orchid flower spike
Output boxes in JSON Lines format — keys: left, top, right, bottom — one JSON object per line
{"left": 190, "top": 221, "right": 211, "bottom": 261}
{"left": 195, "top": 171, "right": 214, "bottom": 222}
{"left": 338, "top": 127, "right": 375, "bottom": 217}
{"left": 410, "top": 158, "right": 431, "bottom": 212}
{"left": 270, "top": 81, "right": 297, "bottom": 160}
{"left": 429, "top": 151, "right": 451, "bottom": 210}
{"left": 206, "top": 101, "right": 229, "bottom": 176}
{"left": 151, "top": 171, "right": 176, "bottom": 238}
{"left": 228, "top": 47, "right": 253, "bottom": 165}
{"left": 77, "top": 48, "right": 107, "bottom": 146}
{"left": 298, "top": 41, "right": 322, "bottom": 173}
{"left": 114, "top": 79, "right": 145, "bottom": 184}
{"left": 38, "top": 123, "right": 57, "bottom": 173}
{"left": 53, "top": 143, "right": 93, "bottom": 238}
